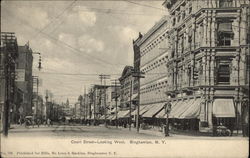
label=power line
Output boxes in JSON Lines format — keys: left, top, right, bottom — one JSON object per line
{"left": 32, "top": 0, "right": 78, "bottom": 39}
{"left": 75, "top": 7, "right": 165, "bottom": 16}
{"left": 124, "top": 0, "right": 166, "bottom": 11}
{"left": 3, "top": 8, "right": 128, "bottom": 67}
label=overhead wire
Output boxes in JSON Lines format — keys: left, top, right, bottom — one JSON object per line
{"left": 2, "top": 8, "right": 128, "bottom": 67}
{"left": 123, "top": 0, "right": 166, "bottom": 11}
{"left": 31, "top": 0, "right": 78, "bottom": 40}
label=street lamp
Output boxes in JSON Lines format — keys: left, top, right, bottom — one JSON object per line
{"left": 164, "top": 102, "right": 172, "bottom": 137}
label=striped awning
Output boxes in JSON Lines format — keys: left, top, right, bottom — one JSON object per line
{"left": 118, "top": 110, "right": 130, "bottom": 118}
{"left": 179, "top": 98, "right": 202, "bottom": 119}
{"left": 132, "top": 94, "right": 138, "bottom": 101}
{"left": 131, "top": 105, "right": 146, "bottom": 116}
{"left": 213, "top": 99, "right": 235, "bottom": 117}
{"left": 155, "top": 109, "right": 165, "bottom": 118}
{"left": 142, "top": 103, "right": 165, "bottom": 118}
{"left": 169, "top": 99, "right": 196, "bottom": 119}
{"left": 155, "top": 101, "right": 177, "bottom": 118}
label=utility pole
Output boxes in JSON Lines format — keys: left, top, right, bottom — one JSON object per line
{"left": 45, "top": 90, "right": 49, "bottom": 121}
{"left": 3, "top": 52, "right": 10, "bottom": 137}
{"left": 99, "top": 74, "right": 110, "bottom": 128}
{"left": 111, "top": 79, "right": 120, "bottom": 129}
{"left": 132, "top": 70, "right": 145, "bottom": 133}
{"left": 129, "top": 79, "right": 133, "bottom": 131}
{"left": 2, "top": 32, "right": 18, "bottom": 137}
{"left": 93, "top": 87, "right": 96, "bottom": 125}
{"left": 83, "top": 86, "right": 86, "bottom": 124}
{"left": 32, "top": 76, "right": 39, "bottom": 119}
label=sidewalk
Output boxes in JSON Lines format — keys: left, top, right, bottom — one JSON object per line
{"left": 107, "top": 125, "right": 247, "bottom": 139}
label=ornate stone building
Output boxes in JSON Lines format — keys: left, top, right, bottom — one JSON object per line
{"left": 163, "top": 0, "right": 249, "bottom": 134}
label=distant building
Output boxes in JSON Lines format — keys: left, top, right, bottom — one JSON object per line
{"left": 16, "top": 44, "right": 33, "bottom": 116}
{"left": 74, "top": 102, "right": 81, "bottom": 119}
{"left": 119, "top": 66, "right": 135, "bottom": 110}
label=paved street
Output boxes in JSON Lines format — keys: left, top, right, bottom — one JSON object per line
{"left": 2, "top": 124, "right": 248, "bottom": 158}
{"left": 4, "top": 124, "right": 247, "bottom": 140}
{"left": 6, "top": 124, "right": 161, "bottom": 139}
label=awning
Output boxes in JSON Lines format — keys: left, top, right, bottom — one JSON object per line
{"left": 110, "top": 108, "right": 118, "bottom": 113}
{"left": 131, "top": 105, "right": 146, "bottom": 116}
{"left": 132, "top": 94, "right": 138, "bottom": 101}
{"left": 111, "top": 115, "right": 117, "bottom": 120}
{"left": 179, "top": 98, "right": 202, "bottom": 119}
{"left": 65, "top": 116, "right": 71, "bottom": 120}
{"left": 107, "top": 114, "right": 114, "bottom": 120}
{"left": 213, "top": 99, "right": 235, "bottom": 117}
{"left": 155, "top": 101, "right": 178, "bottom": 118}
{"left": 142, "top": 103, "right": 165, "bottom": 118}
{"left": 99, "top": 115, "right": 104, "bottom": 120}
{"left": 155, "top": 109, "right": 165, "bottom": 118}
{"left": 169, "top": 99, "right": 196, "bottom": 119}
{"left": 118, "top": 110, "right": 130, "bottom": 118}
{"left": 141, "top": 104, "right": 154, "bottom": 115}
{"left": 99, "top": 115, "right": 110, "bottom": 120}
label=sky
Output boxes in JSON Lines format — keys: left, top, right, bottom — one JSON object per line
{"left": 1, "top": 0, "right": 168, "bottom": 104}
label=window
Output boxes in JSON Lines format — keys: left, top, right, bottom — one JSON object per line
{"left": 217, "top": 63, "right": 231, "bottom": 84}
{"left": 187, "top": 67, "right": 191, "bottom": 86}
{"left": 177, "top": 15, "right": 181, "bottom": 23}
{"left": 189, "top": 6, "right": 192, "bottom": 14}
{"left": 188, "top": 28, "right": 192, "bottom": 49}
{"left": 247, "top": 33, "right": 250, "bottom": 44}
{"left": 182, "top": 11, "right": 186, "bottom": 19}
{"left": 217, "top": 22, "right": 234, "bottom": 46}
{"left": 173, "top": 18, "right": 176, "bottom": 26}
{"left": 171, "top": 40, "right": 175, "bottom": 58}
{"left": 219, "top": 0, "right": 233, "bottom": 8}
{"left": 246, "top": 55, "right": 250, "bottom": 84}
{"left": 181, "top": 35, "right": 184, "bottom": 53}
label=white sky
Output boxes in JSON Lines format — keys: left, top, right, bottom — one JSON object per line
{"left": 1, "top": 0, "right": 168, "bottom": 104}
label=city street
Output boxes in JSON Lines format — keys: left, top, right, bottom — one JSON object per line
{"left": 6, "top": 124, "right": 161, "bottom": 139}
{"left": 4, "top": 124, "right": 247, "bottom": 140}
{"left": 1, "top": 1, "right": 249, "bottom": 157}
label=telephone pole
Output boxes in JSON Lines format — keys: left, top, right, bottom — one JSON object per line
{"left": 1, "top": 32, "right": 18, "bottom": 137}
{"left": 132, "top": 70, "right": 145, "bottom": 133}
{"left": 32, "top": 76, "right": 39, "bottom": 119}
{"left": 99, "top": 74, "right": 110, "bottom": 128}
{"left": 45, "top": 90, "right": 49, "bottom": 120}
{"left": 129, "top": 79, "right": 133, "bottom": 131}
{"left": 111, "top": 79, "right": 120, "bottom": 129}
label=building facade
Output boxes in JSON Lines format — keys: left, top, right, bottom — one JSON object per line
{"left": 136, "top": 16, "right": 170, "bottom": 119}
{"left": 133, "top": 33, "right": 143, "bottom": 101}
{"left": 16, "top": 44, "right": 33, "bottom": 117}
{"left": 163, "top": 0, "right": 249, "bottom": 134}
{"left": 119, "top": 66, "right": 135, "bottom": 110}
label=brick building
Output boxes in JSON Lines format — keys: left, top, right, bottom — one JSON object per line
{"left": 16, "top": 44, "right": 33, "bottom": 117}
{"left": 135, "top": 16, "right": 170, "bottom": 121}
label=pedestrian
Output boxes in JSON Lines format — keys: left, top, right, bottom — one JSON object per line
{"left": 32, "top": 118, "right": 35, "bottom": 128}
{"left": 47, "top": 118, "right": 51, "bottom": 127}
{"left": 37, "top": 118, "right": 40, "bottom": 128}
